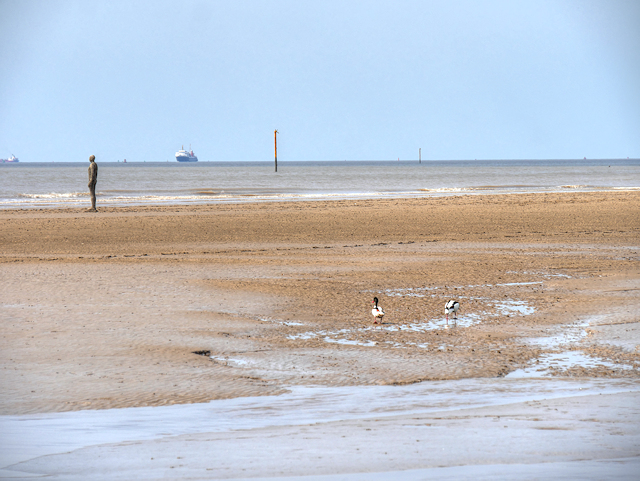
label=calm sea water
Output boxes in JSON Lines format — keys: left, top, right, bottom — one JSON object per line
{"left": 1, "top": 159, "right": 638, "bottom": 209}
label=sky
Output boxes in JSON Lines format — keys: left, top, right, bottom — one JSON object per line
{"left": 1, "top": 0, "right": 638, "bottom": 162}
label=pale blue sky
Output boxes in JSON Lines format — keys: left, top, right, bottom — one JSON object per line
{"left": 1, "top": 0, "right": 638, "bottom": 162}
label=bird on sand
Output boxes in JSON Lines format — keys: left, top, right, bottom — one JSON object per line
{"left": 444, "top": 300, "right": 460, "bottom": 324}
{"left": 371, "top": 297, "right": 385, "bottom": 324}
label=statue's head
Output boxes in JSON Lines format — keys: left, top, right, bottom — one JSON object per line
{"left": 89, "top": 155, "right": 95, "bottom": 162}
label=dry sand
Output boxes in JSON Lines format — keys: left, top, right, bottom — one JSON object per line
{"left": 1, "top": 191, "right": 639, "bottom": 415}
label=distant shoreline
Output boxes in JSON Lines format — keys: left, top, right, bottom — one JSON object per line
{"left": 2, "top": 188, "right": 640, "bottom": 211}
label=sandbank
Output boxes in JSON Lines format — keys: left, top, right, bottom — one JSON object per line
{"left": 1, "top": 192, "right": 639, "bottom": 478}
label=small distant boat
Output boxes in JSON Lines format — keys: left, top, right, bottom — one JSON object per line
{"left": 1, "top": 155, "right": 19, "bottom": 163}
{"left": 175, "top": 145, "right": 198, "bottom": 162}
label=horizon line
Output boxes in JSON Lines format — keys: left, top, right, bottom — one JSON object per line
{"left": 4, "top": 157, "right": 639, "bottom": 164}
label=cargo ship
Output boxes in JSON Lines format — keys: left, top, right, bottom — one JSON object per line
{"left": 1, "top": 155, "right": 19, "bottom": 163}
{"left": 175, "top": 146, "right": 198, "bottom": 162}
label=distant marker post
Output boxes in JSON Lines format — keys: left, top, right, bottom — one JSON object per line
{"left": 419, "top": 148, "right": 421, "bottom": 164}
{"left": 274, "top": 129, "right": 279, "bottom": 172}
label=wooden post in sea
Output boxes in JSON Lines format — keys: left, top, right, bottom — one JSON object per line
{"left": 274, "top": 130, "right": 279, "bottom": 172}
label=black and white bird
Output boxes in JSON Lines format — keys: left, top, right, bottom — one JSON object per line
{"left": 444, "top": 300, "right": 460, "bottom": 324}
{"left": 371, "top": 297, "right": 385, "bottom": 324}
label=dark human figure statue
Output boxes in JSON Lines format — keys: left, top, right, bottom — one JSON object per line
{"left": 88, "top": 154, "right": 98, "bottom": 211}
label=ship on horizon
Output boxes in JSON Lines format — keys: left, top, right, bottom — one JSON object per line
{"left": 1, "top": 155, "right": 19, "bottom": 163}
{"left": 175, "top": 146, "right": 198, "bottom": 162}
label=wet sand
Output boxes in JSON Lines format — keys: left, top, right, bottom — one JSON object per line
{"left": 1, "top": 191, "right": 639, "bottom": 415}
{"left": 2, "top": 379, "right": 639, "bottom": 479}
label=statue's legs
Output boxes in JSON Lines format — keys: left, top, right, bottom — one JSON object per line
{"left": 89, "top": 184, "right": 97, "bottom": 211}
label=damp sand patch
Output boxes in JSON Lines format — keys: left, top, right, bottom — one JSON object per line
{"left": 493, "top": 300, "right": 535, "bottom": 316}
{"left": 287, "top": 328, "right": 378, "bottom": 347}
{"left": 259, "top": 317, "right": 305, "bottom": 326}
{"left": 588, "top": 322, "right": 640, "bottom": 352}
{"left": 506, "top": 351, "right": 637, "bottom": 378}
{"left": 526, "top": 318, "right": 598, "bottom": 350}
{"left": 510, "top": 316, "right": 640, "bottom": 378}
{"left": 383, "top": 281, "right": 546, "bottom": 299}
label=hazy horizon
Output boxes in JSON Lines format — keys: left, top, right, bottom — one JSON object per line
{"left": 3, "top": 158, "right": 639, "bottom": 164}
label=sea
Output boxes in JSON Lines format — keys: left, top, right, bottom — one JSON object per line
{"left": 1, "top": 159, "right": 638, "bottom": 209}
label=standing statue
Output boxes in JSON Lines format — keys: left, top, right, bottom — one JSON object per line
{"left": 88, "top": 154, "right": 98, "bottom": 211}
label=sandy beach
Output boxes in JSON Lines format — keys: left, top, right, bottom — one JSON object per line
{"left": 1, "top": 191, "right": 639, "bottom": 478}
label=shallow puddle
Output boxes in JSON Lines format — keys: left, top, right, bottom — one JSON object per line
{"left": 284, "top": 298, "right": 534, "bottom": 348}
{"left": 324, "top": 337, "right": 377, "bottom": 347}
{"left": 210, "top": 356, "right": 253, "bottom": 367}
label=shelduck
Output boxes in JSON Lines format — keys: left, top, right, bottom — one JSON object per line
{"left": 444, "top": 300, "right": 460, "bottom": 324}
{"left": 371, "top": 297, "right": 385, "bottom": 324}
